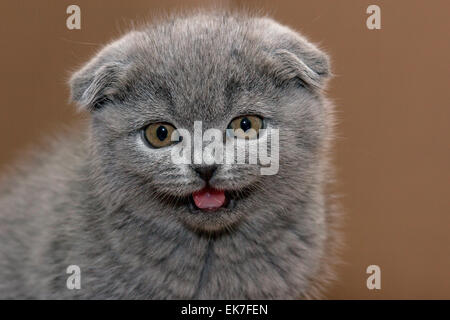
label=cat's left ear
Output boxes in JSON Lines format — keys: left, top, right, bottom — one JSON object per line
{"left": 69, "top": 32, "right": 138, "bottom": 111}
{"left": 257, "top": 19, "right": 332, "bottom": 91}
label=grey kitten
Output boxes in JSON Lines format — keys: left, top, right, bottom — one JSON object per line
{"left": 0, "top": 11, "right": 339, "bottom": 299}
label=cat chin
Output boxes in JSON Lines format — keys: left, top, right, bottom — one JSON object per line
{"left": 180, "top": 210, "right": 245, "bottom": 234}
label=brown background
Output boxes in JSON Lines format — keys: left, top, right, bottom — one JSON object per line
{"left": 0, "top": 0, "right": 448, "bottom": 299}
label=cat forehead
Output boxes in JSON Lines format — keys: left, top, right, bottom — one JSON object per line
{"left": 131, "top": 25, "right": 259, "bottom": 87}
{"left": 122, "top": 26, "right": 274, "bottom": 123}
{"left": 129, "top": 75, "right": 269, "bottom": 128}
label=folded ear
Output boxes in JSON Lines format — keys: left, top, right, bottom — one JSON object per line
{"left": 69, "top": 33, "right": 137, "bottom": 111}
{"left": 256, "top": 18, "right": 331, "bottom": 91}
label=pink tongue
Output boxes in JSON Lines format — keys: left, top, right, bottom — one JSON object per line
{"left": 193, "top": 188, "right": 226, "bottom": 210}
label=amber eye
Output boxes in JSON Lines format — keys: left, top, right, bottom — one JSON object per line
{"left": 228, "top": 115, "right": 263, "bottom": 139}
{"left": 142, "top": 123, "right": 178, "bottom": 148}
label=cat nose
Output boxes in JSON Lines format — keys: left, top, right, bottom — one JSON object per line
{"left": 194, "top": 165, "right": 217, "bottom": 182}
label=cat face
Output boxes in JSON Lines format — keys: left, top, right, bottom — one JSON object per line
{"left": 71, "top": 14, "right": 331, "bottom": 233}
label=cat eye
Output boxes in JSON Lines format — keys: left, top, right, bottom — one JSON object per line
{"left": 227, "top": 115, "right": 263, "bottom": 139}
{"left": 142, "top": 123, "right": 178, "bottom": 148}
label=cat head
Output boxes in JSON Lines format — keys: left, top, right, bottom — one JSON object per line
{"left": 70, "top": 12, "right": 332, "bottom": 233}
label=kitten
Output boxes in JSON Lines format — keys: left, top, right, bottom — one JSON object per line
{"left": 0, "top": 11, "right": 339, "bottom": 299}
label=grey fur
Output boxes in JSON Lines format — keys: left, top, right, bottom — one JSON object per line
{"left": 0, "top": 11, "right": 339, "bottom": 299}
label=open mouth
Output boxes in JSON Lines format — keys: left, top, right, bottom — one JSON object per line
{"left": 188, "top": 187, "right": 236, "bottom": 213}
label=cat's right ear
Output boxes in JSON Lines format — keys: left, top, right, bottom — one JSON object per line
{"left": 69, "top": 33, "right": 137, "bottom": 111}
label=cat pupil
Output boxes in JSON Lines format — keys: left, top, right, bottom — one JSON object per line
{"left": 240, "top": 117, "right": 251, "bottom": 132}
{"left": 156, "top": 126, "right": 168, "bottom": 141}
